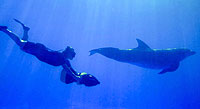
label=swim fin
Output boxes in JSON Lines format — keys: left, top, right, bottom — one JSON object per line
{"left": 14, "top": 19, "right": 30, "bottom": 31}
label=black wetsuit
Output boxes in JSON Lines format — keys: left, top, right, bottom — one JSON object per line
{"left": 20, "top": 42, "right": 99, "bottom": 86}
{"left": 21, "top": 41, "right": 71, "bottom": 66}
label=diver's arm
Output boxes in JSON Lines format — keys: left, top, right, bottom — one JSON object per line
{"left": 62, "top": 64, "right": 80, "bottom": 81}
{"left": 65, "top": 60, "right": 79, "bottom": 76}
{"left": 68, "top": 67, "right": 79, "bottom": 76}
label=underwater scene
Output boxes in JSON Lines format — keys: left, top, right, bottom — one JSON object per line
{"left": 0, "top": 0, "right": 200, "bottom": 108}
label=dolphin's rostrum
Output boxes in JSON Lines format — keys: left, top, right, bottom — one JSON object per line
{"left": 89, "top": 39, "right": 196, "bottom": 74}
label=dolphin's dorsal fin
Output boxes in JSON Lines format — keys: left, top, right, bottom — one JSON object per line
{"left": 136, "top": 39, "right": 152, "bottom": 50}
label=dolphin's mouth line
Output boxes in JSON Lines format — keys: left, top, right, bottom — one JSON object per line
{"left": 191, "top": 51, "right": 196, "bottom": 55}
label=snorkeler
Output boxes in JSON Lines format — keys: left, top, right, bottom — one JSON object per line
{"left": 0, "top": 19, "right": 100, "bottom": 87}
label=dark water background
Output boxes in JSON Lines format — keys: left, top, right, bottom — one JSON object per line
{"left": 0, "top": 0, "right": 200, "bottom": 108}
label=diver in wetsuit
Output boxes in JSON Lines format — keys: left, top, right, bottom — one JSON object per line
{"left": 0, "top": 19, "right": 100, "bottom": 87}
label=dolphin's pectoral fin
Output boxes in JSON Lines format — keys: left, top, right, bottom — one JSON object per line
{"left": 158, "top": 62, "right": 180, "bottom": 74}
{"left": 158, "top": 69, "right": 169, "bottom": 74}
{"left": 136, "top": 39, "right": 152, "bottom": 50}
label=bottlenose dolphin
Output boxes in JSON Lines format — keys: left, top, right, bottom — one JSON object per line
{"left": 89, "top": 39, "right": 196, "bottom": 74}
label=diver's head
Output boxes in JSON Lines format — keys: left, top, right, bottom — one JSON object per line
{"left": 63, "top": 46, "right": 76, "bottom": 60}
{"left": 79, "top": 72, "right": 100, "bottom": 87}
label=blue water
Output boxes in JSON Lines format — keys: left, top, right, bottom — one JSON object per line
{"left": 0, "top": 0, "right": 200, "bottom": 108}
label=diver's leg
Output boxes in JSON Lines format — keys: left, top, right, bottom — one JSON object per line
{"left": 14, "top": 19, "right": 30, "bottom": 41}
{"left": 0, "top": 26, "right": 25, "bottom": 47}
{"left": 22, "top": 26, "right": 30, "bottom": 41}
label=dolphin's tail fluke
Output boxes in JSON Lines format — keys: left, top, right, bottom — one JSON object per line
{"left": 89, "top": 49, "right": 99, "bottom": 56}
